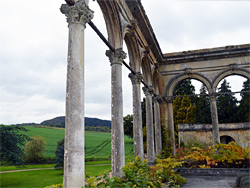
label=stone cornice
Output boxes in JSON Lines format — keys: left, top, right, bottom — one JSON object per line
{"left": 60, "top": 0, "right": 94, "bottom": 26}
{"left": 162, "top": 44, "right": 250, "bottom": 64}
{"left": 106, "top": 48, "right": 127, "bottom": 66}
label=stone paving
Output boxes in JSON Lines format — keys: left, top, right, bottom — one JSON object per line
{"left": 181, "top": 176, "right": 237, "bottom": 188}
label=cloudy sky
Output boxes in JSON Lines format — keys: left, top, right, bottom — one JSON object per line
{"left": 0, "top": 0, "right": 249, "bottom": 124}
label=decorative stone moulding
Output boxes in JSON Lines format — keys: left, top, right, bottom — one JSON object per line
{"left": 129, "top": 72, "right": 143, "bottom": 85}
{"left": 143, "top": 86, "right": 154, "bottom": 96}
{"left": 60, "top": 0, "right": 94, "bottom": 26}
{"left": 106, "top": 48, "right": 127, "bottom": 66}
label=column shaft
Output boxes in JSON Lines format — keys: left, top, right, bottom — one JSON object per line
{"left": 209, "top": 95, "right": 220, "bottom": 144}
{"left": 129, "top": 73, "right": 144, "bottom": 159}
{"left": 106, "top": 49, "right": 126, "bottom": 177}
{"left": 154, "top": 99, "right": 162, "bottom": 156}
{"left": 143, "top": 87, "right": 155, "bottom": 165}
{"left": 61, "top": 1, "right": 93, "bottom": 187}
{"left": 167, "top": 102, "right": 176, "bottom": 156}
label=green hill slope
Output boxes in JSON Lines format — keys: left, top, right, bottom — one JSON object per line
{"left": 20, "top": 126, "right": 133, "bottom": 160}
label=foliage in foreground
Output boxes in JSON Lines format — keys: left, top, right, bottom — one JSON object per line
{"left": 0, "top": 125, "right": 29, "bottom": 165}
{"left": 44, "top": 184, "right": 63, "bottom": 188}
{"left": 176, "top": 142, "right": 250, "bottom": 168}
{"left": 85, "top": 157, "right": 186, "bottom": 188}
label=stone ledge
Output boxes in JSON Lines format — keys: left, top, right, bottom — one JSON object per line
{"left": 175, "top": 168, "right": 250, "bottom": 177}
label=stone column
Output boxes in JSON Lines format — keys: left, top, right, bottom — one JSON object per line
{"left": 60, "top": 1, "right": 93, "bottom": 187}
{"left": 106, "top": 48, "right": 126, "bottom": 177}
{"left": 165, "top": 97, "right": 176, "bottom": 156}
{"left": 209, "top": 94, "right": 220, "bottom": 145}
{"left": 143, "top": 86, "right": 155, "bottom": 166}
{"left": 153, "top": 95, "right": 162, "bottom": 156}
{"left": 129, "top": 72, "right": 144, "bottom": 159}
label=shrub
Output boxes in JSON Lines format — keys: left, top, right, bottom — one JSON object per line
{"left": 85, "top": 157, "right": 186, "bottom": 188}
{"left": 44, "top": 184, "right": 63, "bottom": 188}
{"left": 25, "top": 136, "right": 46, "bottom": 163}
{"left": 178, "top": 142, "right": 250, "bottom": 168}
{"left": 55, "top": 139, "right": 64, "bottom": 169}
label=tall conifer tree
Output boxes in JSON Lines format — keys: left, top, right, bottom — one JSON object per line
{"left": 196, "top": 84, "right": 211, "bottom": 124}
{"left": 237, "top": 79, "right": 250, "bottom": 122}
{"left": 217, "top": 79, "right": 238, "bottom": 123}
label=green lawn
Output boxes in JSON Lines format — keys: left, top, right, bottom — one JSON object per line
{"left": 0, "top": 164, "right": 111, "bottom": 188}
{"left": 0, "top": 164, "right": 55, "bottom": 172}
{"left": 0, "top": 169, "right": 64, "bottom": 188}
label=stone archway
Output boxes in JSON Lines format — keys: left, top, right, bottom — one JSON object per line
{"left": 220, "top": 135, "right": 236, "bottom": 144}
{"left": 212, "top": 68, "right": 250, "bottom": 91}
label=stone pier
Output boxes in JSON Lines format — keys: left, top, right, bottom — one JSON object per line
{"left": 154, "top": 95, "right": 162, "bottom": 156}
{"left": 209, "top": 94, "right": 220, "bottom": 144}
{"left": 143, "top": 86, "right": 155, "bottom": 165}
{"left": 60, "top": 0, "right": 93, "bottom": 187}
{"left": 129, "top": 72, "right": 144, "bottom": 159}
{"left": 106, "top": 48, "right": 126, "bottom": 177}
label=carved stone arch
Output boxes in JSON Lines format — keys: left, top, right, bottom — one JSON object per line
{"left": 141, "top": 57, "right": 153, "bottom": 86}
{"left": 124, "top": 30, "right": 141, "bottom": 72}
{"left": 165, "top": 73, "right": 212, "bottom": 97}
{"left": 212, "top": 68, "right": 250, "bottom": 91}
{"left": 97, "top": 0, "right": 123, "bottom": 48}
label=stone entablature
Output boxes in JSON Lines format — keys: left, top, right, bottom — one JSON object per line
{"left": 178, "top": 123, "right": 250, "bottom": 148}
{"left": 162, "top": 44, "right": 250, "bottom": 64}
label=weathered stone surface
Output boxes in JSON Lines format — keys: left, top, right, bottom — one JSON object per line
{"left": 61, "top": 0, "right": 93, "bottom": 26}
{"left": 209, "top": 94, "right": 220, "bottom": 145}
{"left": 61, "top": 1, "right": 93, "bottom": 187}
{"left": 153, "top": 95, "right": 162, "bottom": 155}
{"left": 106, "top": 48, "right": 126, "bottom": 178}
{"left": 178, "top": 123, "right": 250, "bottom": 148}
{"left": 143, "top": 86, "right": 155, "bottom": 165}
{"left": 129, "top": 72, "right": 144, "bottom": 159}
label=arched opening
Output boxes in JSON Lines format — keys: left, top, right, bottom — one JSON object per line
{"left": 172, "top": 78, "right": 211, "bottom": 146}
{"left": 216, "top": 75, "right": 249, "bottom": 123}
{"left": 220, "top": 135, "right": 235, "bottom": 144}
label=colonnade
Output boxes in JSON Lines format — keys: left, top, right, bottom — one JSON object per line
{"left": 60, "top": 1, "right": 228, "bottom": 187}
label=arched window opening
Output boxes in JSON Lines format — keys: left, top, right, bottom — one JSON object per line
{"left": 216, "top": 75, "right": 249, "bottom": 123}
{"left": 220, "top": 135, "right": 235, "bottom": 144}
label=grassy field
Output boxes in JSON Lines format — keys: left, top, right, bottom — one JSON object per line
{"left": 19, "top": 126, "right": 133, "bottom": 159}
{"left": 0, "top": 164, "right": 111, "bottom": 188}
{"left": 20, "top": 126, "right": 65, "bottom": 158}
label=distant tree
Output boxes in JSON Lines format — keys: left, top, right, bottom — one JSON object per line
{"left": 196, "top": 84, "right": 211, "bottom": 124}
{"left": 174, "top": 79, "right": 197, "bottom": 104}
{"left": 173, "top": 96, "right": 196, "bottom": 138}
{"left": 123, "top": 115, "right": 133, "bottom": 139}
{"left": 217, "top": 79, "right": 238, "bottom": 123}
{"left": 237, "top": 79, "right": 250, "bottom": 122}
{"left": 55, "top": 139, "right": 64, "bottom": 169}
{"left": 0, "top": 125, "right": 29, "bottom": 165}
{"left": 25, "top": 136, "right": 46, "bottom": 163}
{"left": 174, "top": 79, "right": 195, "bottom": 96}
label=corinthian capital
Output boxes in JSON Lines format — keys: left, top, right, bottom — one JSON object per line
{"left": 153, "top": 95, "right": 162, "bottom": 103}
{"left": 60, "top": 0, "right": 94, "bottom": 26}
{"left": 143, "top": 86, "right": 154, "bottom": 96}
{"left": 128, "top": 72, "right": 143, "bottom": 85}
{"left": 106, "top": 48, "right": 127, "bottom": 66}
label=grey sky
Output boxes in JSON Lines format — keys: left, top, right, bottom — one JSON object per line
{"left": 0, "top": 0, "right": 249, "bottom": 124}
